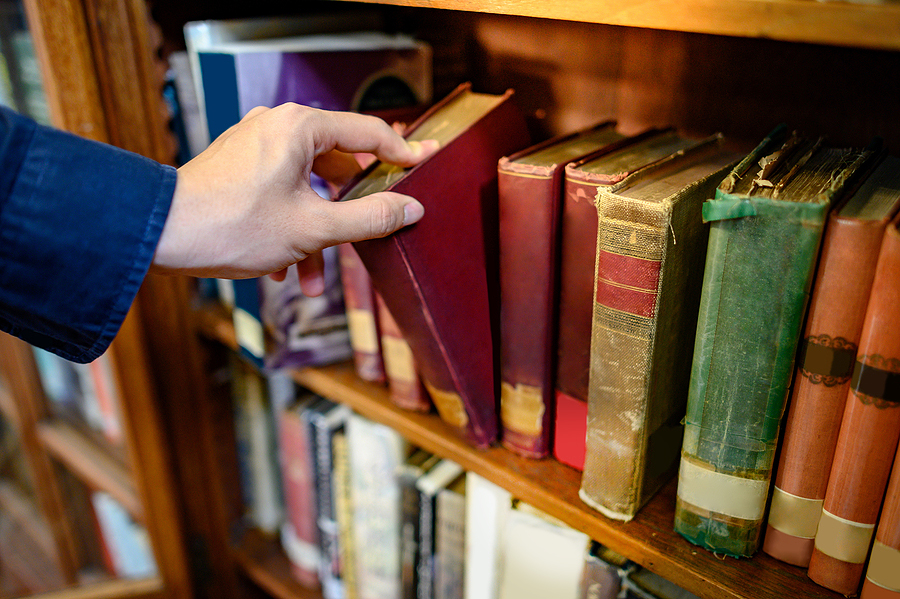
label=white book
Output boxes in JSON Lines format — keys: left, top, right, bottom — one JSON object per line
{"left": 497, "top": 505, "right": 589, "bottom": 599}
{"left": 464, "top": 473, "right": 511, "bottom": 599}
{"left": 347, "top": 414, "right": 408, "bottom": 599}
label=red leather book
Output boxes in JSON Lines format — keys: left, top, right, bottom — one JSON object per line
{"left": 498, "top": 121, "right": 626, "bottom": 458}
{"left": 553, "top": 128, "right": 698, "bottom": 466}
{"left": 337, "top": 83, "right": 531, "bottom": 447}
{"left": 376, "top": 293, "right": 431, "bottom": 412}
{"left": 765, "top": 155, "right": 900, "bottom": 567}
{"left": 808, "top": 209, "right": 900, "bottom": 595}
{"left": 338, "top": 243, "right": 387, "bottom": 384}
{"left": 862, "top": 421, "right": 900, "bottom": 598}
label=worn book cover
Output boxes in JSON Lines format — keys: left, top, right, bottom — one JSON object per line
{"left": 554, "top": 128, "right": 700, "bottom": 470}
{"left": 497, "top": 121, "right": 625, "bottom": 458}
{"left": 338, "top": 83, "right": 531, "bottom": 447}
{"left": 674, "top": 126, "right": 874, "bottom": 557}
{"left": 579, "top": 135, "right": 738, "bottom": 522}
{"left": 339, "top": 243, "right": 386, "bottom": 384}
{"left": 764, "top": 153, "right": 900, "bottom": 567}
{"left": 808, "top": 210, "right": 900, "bottom": 595}
{"left": 376, "top": 294, "right": 431, "bottom": 412}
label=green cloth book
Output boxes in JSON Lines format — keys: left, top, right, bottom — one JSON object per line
{"left": 673, "top": 126, "right": 875, "bottom": 557}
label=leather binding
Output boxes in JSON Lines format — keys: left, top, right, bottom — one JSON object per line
{"left": 579, "top": 136, "right": 738, "bottom": 522}
{"left": 765, "top": 154, "right": 900, "bottom": 567}
{"left": 376, "top": 293, "right": 431, "bottom": 412}
{"left": 338, "top": 243, "right": 387, "bottom": 384}
{"left": 337, "top": 83, "right": 531, "bottom": 447}
{"left": 554, "top": 128, "right": 698, "bottom": 467}
{"left": 497, "top": 121, "right": 625, "bottom": 458}
{"left": 674, "top": 127, "right": 875, "bottom": 557}
{"left": 809, "top": 210, "right": 900, "bottom": 595}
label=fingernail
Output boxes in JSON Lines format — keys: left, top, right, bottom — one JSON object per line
{"left": 300, "top": 272, "right": 325, "bottom": 297}
{"left": 403, "top": 201, "right": 425, "bottom": 225}
{"left": 410, "top": 139, "right": 439, "bottom": 157}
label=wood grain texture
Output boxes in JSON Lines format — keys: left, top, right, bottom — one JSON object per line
{"left": 337, "top": 0, "right": 900, "bottom": 50}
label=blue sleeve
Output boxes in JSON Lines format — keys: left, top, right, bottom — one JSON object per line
{"left": 0, "top": 107, "right": 176, "bottom": 363}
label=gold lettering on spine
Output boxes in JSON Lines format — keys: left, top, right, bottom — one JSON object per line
{"left": 424, "top": 380, "right": 469, "bottom": 428}
{"left": 500, "top": 382, "right": 545, "bottom": 435}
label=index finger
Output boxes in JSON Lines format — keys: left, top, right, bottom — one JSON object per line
{"left": 310, "top": 110, "right": 439, "bottom": 167}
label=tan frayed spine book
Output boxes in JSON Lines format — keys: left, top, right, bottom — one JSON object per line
{"left": 579, "top": 135, "right": 738, "bottom": 521}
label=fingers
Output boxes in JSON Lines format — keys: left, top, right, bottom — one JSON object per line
{"left": 312, "top": 150, "right": 364, "bottom": 188}
{"left": 310, "top": 109, "right": 439, "bottom": 168}
{"left": 295, "top": 252, "right": 325, "bottom": 297}
{"left": 310, "top": 191, "right": 424, "bottom": 248}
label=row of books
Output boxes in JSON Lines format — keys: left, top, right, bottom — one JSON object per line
{"left": 31, "top": 347, "right": 124, "bottom": 447}
{"left": 229, "top": 361, "right": 701, "bottom": 599}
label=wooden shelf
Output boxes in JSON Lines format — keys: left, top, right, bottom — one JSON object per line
{"left": 37, "top": 419, "right": 142, "bottom": 522}
{"left": 336, "top": 0, "right": 900, "bottom": 51}
{"left": 231, "top": 526, "right": 323, "bottom": 599}
{"left": 0, "top": 480, "right": 57, "bottom": 570}
{"left": 197, "top": 306, "right": 840, "bottom": 599}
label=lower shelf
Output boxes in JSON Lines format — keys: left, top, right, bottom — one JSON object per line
{"left": 231, "top": 526, "right": 322, "bottom": 599}
{"left": 291, "top": 361, "right": 841, "bottom": 599}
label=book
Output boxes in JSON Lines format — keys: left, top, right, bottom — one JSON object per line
{"left": 339, "top": 242, "right": 387, "bottom": 384}
{"left": 278, "top": 397, "right": 321, "bottom": 588}
{"left": 332, "top": 430, "right": 358, "bottom": 599}
{"left": 578, "top": 542, "right": 630, "bottom": 599}
{"left": 808, "top": 210, "right": 900, "bottom": 595}
{"left": 193, "top": 30, "right": 431, "bottom": 143}
{"left": 861, "top": 416, "right": 900, "bottom": 598}
{"left": 231, "top": 361, "right": 284, "bottom": 535}
{"left": 337, "top": 83, "right": 531, "bottom": 447}
{"left": 621, "top": 566, "right": 702, "bottom": 599}
{"left": 764, "top": 154, "right": 900, "bottom": 566}
{"left": 306, "top": 398, "right": 353, "bottom": 599}
{"left": 398, "top": 451, "right": 441, "bottom": 599}
{"left": 416, "top": 459, "right": 465, "bottom": 599}
{"left": 497, "top": 121, "right": 625, "bottom": 458}
{"left": 90, "top": 492, "right": 157, "bottom": 579}
{"left": 183, "top": 11, "right": 388, "bottom": 146}
{"left": 434, "top": 474, "right": 466, "bottom": 599}
{"left": 347, "top": 414, "right": 408, "bottom": 599}
{"left": 674, "top": 127, "right": 875, "bottom": 557}
{"left": 497, "top": 503, "right": 589, "bottom": 599}
{"left": 554, "top": 128, "right": 702, "bottom": 470}
{"left": 377, "top": 294, "right": 431, "bottom": 412}
{"left": 580, "top": 135, "right": 738, "bottom": 522}
{"left": 464, "top": 472, "right": 512, "bottom": 599}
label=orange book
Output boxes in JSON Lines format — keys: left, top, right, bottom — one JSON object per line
{"left": 808, "top": 209, "right": 900, "bottom": 595}
{"left": 765, "top": 155, "right": 900, "bottom": 566}
{"left": 861, "top": 436, "right": 900, "bottom": 599}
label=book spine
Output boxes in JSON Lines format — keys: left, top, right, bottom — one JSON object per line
{"left": 435, "top": 488, "right": 466, "bottom": 599}
{"left": 555, "top": 174, "right": 601, "bottom": 406}
{"left": 764, "top": 215, "right": 887, "bottom": 567}
{"left": 464, "top": 473, "right": 511, "bottom": 599}
{"left": 309, "top": 405, "right": 349, "bottom": 599}
{"left": 399, "top": 466, "right": 425, "bottom": 599}
{"left": 581, "top": 171, "right": 713, "bottom": 521}
{"left": 377, "top": 294, "right": 431, "bottom": 412}
{"left": 808, "top": 219, "right": 900, "bottom": 595}
{"left": 554, "top": 391, "right": 588, "bottom": 471}
{"left": 861, "top": 436, "right": 900, "bottom": 598}
{"left": 332, "top": 431, "right": 359, "bottom": 599}
{"left": 279, "top": 406, "right": 320, "bottom": 588}
{"left": 348, "top": 416, "right": 406, "bottom": 599}
{"left": 339, "top": 243, "right": 387, "bottom": 384}
{"left": 675, "top": 198, "right": 828, "bottom": 557}
{"left": 417, "top": 490, "right": 436, "bottom": 599}
{"left": 498, "top": 162, "right": 561, "bottom": 458}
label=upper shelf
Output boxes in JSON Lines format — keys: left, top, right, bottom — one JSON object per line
{"left": 336, "top": 0, "right": 900, "bottom": 51}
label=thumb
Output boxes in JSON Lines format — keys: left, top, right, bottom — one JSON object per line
{"left": 319, "top": 192, "right": 425, "bottom": 246}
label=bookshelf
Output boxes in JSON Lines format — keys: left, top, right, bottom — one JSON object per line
{"left": 3, "top": 0, "right": 897, "bottom": 598}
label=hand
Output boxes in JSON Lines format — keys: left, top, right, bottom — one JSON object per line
{"left": 152, "top": 103, "right": 437, "bottom": 295}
